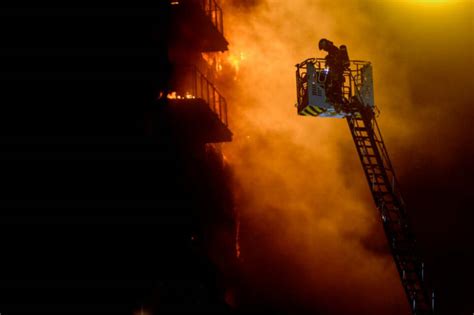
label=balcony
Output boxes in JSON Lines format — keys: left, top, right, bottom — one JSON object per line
{"left": 169, "top": 65, "right": 228, "bottom": 125}
{"left": 155, "top": 65, "right": 231, "bottom": 144}
{"left": 198, "top": 0, "right": 224, "bottom": 36}
{"left": 169, "top": 0, "right": 228, "bottom": 52}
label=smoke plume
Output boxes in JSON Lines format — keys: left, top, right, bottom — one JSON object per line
{"left": 218, "top": 0, "right": 473, "bottom": 313}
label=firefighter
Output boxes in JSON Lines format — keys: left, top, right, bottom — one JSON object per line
{"left": 318, "top": 38, "right": 349, "bottom": 110}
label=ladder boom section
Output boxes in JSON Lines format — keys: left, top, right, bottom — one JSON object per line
{"left": 347, "top": 108, "right": 433, "bottom": 314}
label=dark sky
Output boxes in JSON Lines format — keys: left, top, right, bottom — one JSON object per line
{"left": 219, "top": 0, "right": 473, "bottom": 314}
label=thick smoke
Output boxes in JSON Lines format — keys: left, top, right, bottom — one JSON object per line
{"left": 219, "top": 0, "right": 473, "bottom": 313}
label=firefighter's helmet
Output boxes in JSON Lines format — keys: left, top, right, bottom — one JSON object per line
{"left": 318, "top": 38, "right": 333, "bottom": 50}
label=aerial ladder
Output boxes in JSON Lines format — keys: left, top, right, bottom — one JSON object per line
{"left": 295, "top": 57, "right": 435, "bottom": 315}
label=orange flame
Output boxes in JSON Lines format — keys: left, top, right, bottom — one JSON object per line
{"left": 167, "top": 91, "right": 196, "bottom": 99}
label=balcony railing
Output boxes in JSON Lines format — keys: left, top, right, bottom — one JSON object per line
{"left": 191, "top": 66, "right": 228, "bottom": 126}
{"left": 171, "top": 0, "right": 226, "bottom": 51}
{"left": 170, "top": 65, "right": 228, "bottom": 127}
{"left": 198, "top": 0, "right": 224, "bottom": 35}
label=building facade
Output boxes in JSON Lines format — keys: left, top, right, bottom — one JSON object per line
{"left": 0, "top": 2, "right": 236, "bottom": 313}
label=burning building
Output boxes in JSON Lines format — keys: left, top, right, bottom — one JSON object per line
{"left": 0, "top": 2, "right": 236, "bottom": 314}
{"left": 1, "top": 1, "right": 472, "bottom": 314}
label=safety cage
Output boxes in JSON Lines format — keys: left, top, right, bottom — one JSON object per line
{"left": 295, "top": 58, "right": 374, "bottom": 118}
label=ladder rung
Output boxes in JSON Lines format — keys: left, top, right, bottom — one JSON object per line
{"left": 364, "top": 166, "right": 391, "bottom": 173}
{"left": 362, "top": 163, "right": 382, "bottom": 168}
{"left": 366, "top": 172, "right": 384, "bottom": 177}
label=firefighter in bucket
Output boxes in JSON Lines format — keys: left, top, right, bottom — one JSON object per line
{"left": 318, "top": 38, "right": 350, "bottom": 111}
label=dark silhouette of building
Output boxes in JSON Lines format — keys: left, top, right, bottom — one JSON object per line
{"left": 0, "top": 2, "right": 236, "bottom": 313}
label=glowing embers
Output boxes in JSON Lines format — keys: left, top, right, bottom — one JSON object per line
{"left": 167, "top": 91, "right": 196, "bottom": 100}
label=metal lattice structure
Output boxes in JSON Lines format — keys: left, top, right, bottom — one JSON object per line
{"left": 295, "top": 58, "right": 434, "bottom": 315}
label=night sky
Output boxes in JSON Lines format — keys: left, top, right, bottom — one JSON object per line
{"left": 217, "top": 0, "right": 473, "bottom": 314}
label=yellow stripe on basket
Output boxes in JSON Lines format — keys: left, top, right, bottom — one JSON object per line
{"left": 303, "top": 109, "right": 316, "bottom": 116}
{"left": 311, "top": 106, "right": 323, "bottom": 113}
{"left": 305, "top": 106, "right": 319, "bottom": 116}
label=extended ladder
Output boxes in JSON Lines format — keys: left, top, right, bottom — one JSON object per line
{"left": 347, "top": 103, "right": 433, "bottom": 315}
{"left": 295, "top": 57, "right": 435, "bottom": 314}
